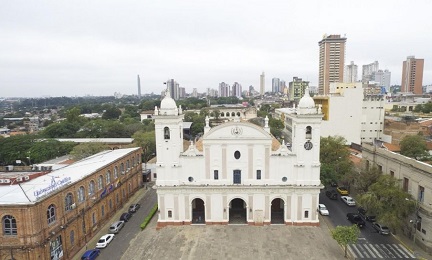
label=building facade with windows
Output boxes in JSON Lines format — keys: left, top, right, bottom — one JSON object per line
{"left": 0, "top": 148, "right": 142, "bottom": 260}
{"left": 362, "top": 142, "right": 432, "bottom": 253}
{"left": 401, "top": 56, "right": 424, "bottom": 94}
{"left": 154, "top": 89, "right": 323, "bottom": 228}
{"left": 318, "top": 34, "right": 346, "bottom": 95}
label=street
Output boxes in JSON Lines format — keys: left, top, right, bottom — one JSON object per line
{"left": 319, "top": 189, "right": 417, "bottom": 259}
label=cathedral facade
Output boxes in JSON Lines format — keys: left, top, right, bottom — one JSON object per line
{"left": 154, "top": 90, "right": 323, "bottom": 227}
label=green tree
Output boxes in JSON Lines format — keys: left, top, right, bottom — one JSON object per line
{"left": 132, "top": 130, "right": 156, "bottom": 165}
{"left": 70, "top": 142, "right": 109, "bottom": 161}
{"left": 320, "top": 136, "right": 353, "bottom": 186}
{"left": 28, "top": 140, "right": 75, "bottom": 163}
{"left": 0, "top": 135, "right": 35, "bottom": 165}
{"left": 42, "top": 121, "right": 81, "bottom": 138}
{"left": 331, "top": 225, "right": 360, "bottom": 258}
{"left": 344, "top": 166, "right": 381, "bottom": 195}
{"left": 413, "top": 104, "right": 423, "bottom": 113}
{"left": 269, "top": 117, "right": 284, "bottom": 138}
{"left": 102, "top": 106, "right": 121, "bottom": 120}
{"left": 65, "top": 107, "right": 82, "bottom": 123}
{"left": 357, "top": 175, "right": 415, "bottom": 234}
{"left": 400, "top": 135, "right": 428, "bottom": 160}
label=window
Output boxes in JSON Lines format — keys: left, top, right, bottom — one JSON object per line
{"left": 154, "top": 173, "right": 157, "bottom": 178}
{"left": 127, "top": 160, "right": 130, "bottom": 172}
{"left": 214, "top": 170, "right": 219, "bottom": 180}
{"left": 234, "top": 151, "right": 241, "bottom": 160}
{"left": 377, "top": 165, "right": 382, "bottom": 172}
{"left": 98, "top": 175, "right": 104, "bottom": 190}
{"left": 3, "top": 215, "right": 17, "bottom": 235}
{"left": 101, "top": 205, "right": 105, "bottom": 217}
{"left": 121, "top": 163, "right": 125, "bottom": 174}
{"left": 65, "top": 193, "right": 74, "bottom": 211}
{"left": 306, "top": 126, "right": 312, "bottom": 139}
{"left": 70, "top": 230, "right": 75, "bottom": 246}
{"left": 89, "top": 180, "right": 95, "bottom": 195}
{"left": 304, "top": 210, "right": 309, "bottom": 218}
{"left": 403, "top": 178, "right": 409, "bottom": 192}
{"left": 256, "top": 170, "right": 261, "bottom": 180}
{"left": 109, "top": 199, "right": 112, "bottom": 210}
{"left": 114, "top": 166, "right": 119, "bottom": 179}
{"left": 164, "top": 127, "right": 170, "bottom": 139}
{"left": 419, "top": 186, "right": 425, "bottom": 202}
{"left": 282, "top": 177, "right": 287, "bottom": 182}
{"left": 47, "top": 204, "right": 56, "bottom": 225}
{"left": 168, "top": 210, "right": 172, "bottom": 218}
{"left": 92, "top": 212, "right": 97, "bottom": 226}
{"left": 390, "top": 170, "right": 394, "bottom": 177}
{"left": 233, "top": 170, "right": 241, "bottom": 184}
{"left": 78, "top": 186, "right": 85, "bottom": 202}
{"left": 106, "top": 171, "right": 111, "bottom": 184}
{"left": 132, "top": 157, "right": 135, "bottom": 167}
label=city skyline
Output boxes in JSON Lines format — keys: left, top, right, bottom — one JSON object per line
{"left": 1, "top": 0, "right": 432, "bottom": 97}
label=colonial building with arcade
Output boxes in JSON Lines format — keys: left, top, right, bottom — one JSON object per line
{"left": 154, "top": 89, "right": 323, "bottom": 227}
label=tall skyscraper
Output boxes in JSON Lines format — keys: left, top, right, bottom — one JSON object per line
{"left": 272, "top": 78, "right": 280, "bottom": 93}
{"left": 166, "top": 79, "right": 180, "bottom": 100}
{"left": 318, "top": 34, "right": 347, "bottom": 95}
{"left": 232, "top": 82, "right": 242, "bottom": 98}
{"left": 362, "top": 61, "right": 379, "bottom": 83}
{"left": 219, "top": 82, "right": 230, "bottom": 97}
{"left": 344, "top": 61, "right": 358, "bottom": 83}
{"left": 288, "top": 77, "right": 309, "bottom": 101}
{"left": 401, "top": 56, "right": 424, "bottom": 94}
{"left": 192, "top": 88, "right": 198, "bottom": 98}
{"left": 260, "top": 72, "right": 265, "bottom": 95}
{"left": 374, "top": 69, "right": 391, "bottom": 92}
{"left": 137, "top": 75, "right": 141, "bottom": 98}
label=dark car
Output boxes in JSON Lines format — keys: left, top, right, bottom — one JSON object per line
{"left": 81, "top": 249, "right": 100, "bottom": 260}
{"left": 120, "top": 212, "right": 132, "bottom": 222}
{"left": 347, "top": 213, "right": 366, "bottom": 228}
{"left": 326, "top": 190, "right": 338, "bottom": 200}
{"left": 128, "top": 203, "right": 141, "bottom": 213}
{"left": 358, "top": 207, "right": 376, "bottom": 222}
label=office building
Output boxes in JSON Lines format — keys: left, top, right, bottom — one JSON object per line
{"left": 272, "top": 78, "right": 280, "bottom": 93}
{"left": 318, "top": 34, "right": 347, "bottom": 95}
{"left": 344, "top": 61, "right": 358, "bottom": 83}
{"left": 401, "top": 56, "right": 424, "bottom": 94}
{"left": 219, "top": 82, "right": 230, "bottom": 98}
{"left": 362, "top": 61, "right": 379, "bottom": 83}
{"left": 260, "top": 72, "right": 265, "bottom": 95}
{"left": 166, "top": 79, "right": 180, "bottom": 100}
{"left": 232, "top": 82, "right": 242, "bottom": 98}
{"left": 288, "top": 77, "right": 309, "bottom": 101}
{"left": 374, "top": 69, "right": 391, "bottom": 92}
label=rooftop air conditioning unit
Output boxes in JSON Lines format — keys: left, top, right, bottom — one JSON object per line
{"left": 6, "top": 165, "right": 13, "bottom": 171}
{"left": 3, "top": 179, "right": 10, "bottom": 183}
{"left": 16, "top": 177, "right": 23, "bottom": 182}
{"left": 24, "top": 176, "right": 30, "bottom": 181}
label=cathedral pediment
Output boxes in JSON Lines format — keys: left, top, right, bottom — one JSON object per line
{"left": 203, "top": 122, "right": 272, "bottom": 141}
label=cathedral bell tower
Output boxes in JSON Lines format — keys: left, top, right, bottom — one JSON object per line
{"left": 154, "top": 90, "right": 184, "bottom": 183}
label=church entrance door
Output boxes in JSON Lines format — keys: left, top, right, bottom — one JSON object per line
{"left": 229, "top": 198, "right": 247, "bottom": 224}
{"left": 271, "top": 198, "right": 284, "bottom": 224}
{"left": 191, "top": 198, "right": 205, "bottom": 224}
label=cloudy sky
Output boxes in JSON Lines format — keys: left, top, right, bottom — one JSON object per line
{"left": 1, "top": 0, "right": 431, "bottom": 98}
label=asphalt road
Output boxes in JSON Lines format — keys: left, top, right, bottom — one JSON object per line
{"left": 97, "top": 186, "right": 157, "bottom": 259}
{"left": 319, "top": 189, "right": 416, "bottom": 259}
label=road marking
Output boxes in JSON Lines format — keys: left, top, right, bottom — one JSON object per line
{"left": 348, "top": 244, "right": 363, "bottom": 258}
{"left": 364, "top": 243, "right": 383, "bottom": 258}
{"left": 396, "top": 243, "right": 416, "bottom": 258}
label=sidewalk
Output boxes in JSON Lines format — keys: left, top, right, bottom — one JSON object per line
{"left": 73, "top": 184, "right": 153, "bottom": 260}
{"left": 392, "top": 232, "right": 431, "bottom": 260}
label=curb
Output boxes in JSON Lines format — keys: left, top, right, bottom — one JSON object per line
{"left": 391, "top": 234, "right": 428, "bottom": 260}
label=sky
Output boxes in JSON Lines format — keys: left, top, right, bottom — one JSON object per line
{"left": 1, "top": 0, "right": 431, "bottom": 98}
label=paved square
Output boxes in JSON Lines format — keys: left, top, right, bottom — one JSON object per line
{"left": 121, "top": 218, "right": 345, "bottom": 260}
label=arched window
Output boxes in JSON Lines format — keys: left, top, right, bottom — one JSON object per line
{"left": 120, "top": 163, "right": 125, "bottom": 174}
{"left": 2, "top": 215, "right": 17, "bottom": 235}
{"left": 164, "top": 127, "right": 170, "bottom": 139}
{"left": 47, "top": 204, "right": 56, "bottom": 225}
{"left": 101, "top": 205, "right": 105, "bottom": 217}
{"left": 132, "top": 157, "right": 135, "bottom": 167}
{"left": 114, "top": 166, "right": 118, "bottom": 179}
{"left": 70, "top": 230, "right": 75, "bottom": 246}
{"left": 137, "top": 154, "right": 141, "bottom": 164}
{"left": 65, "top": 193, "right": 74, "bottom": 211}
{"left": 221, "top": 112, "right": 224, "bottom": 117}
{"left": 98, "top": 175, "right": 104, "bottom": 190}
{"left": 306, "top": 126, "right": 312, "bottom": 139}
{"left": 78, "top": 186, "right": 85, "bottom": 202}
{"left": 92, "top": 212, "right": 97, "bottom": 226}
{"left": 89, "top": 180, "right": 95, "bottom": 195}
{"left": 126, "top": 160, "right": 130, "bottom": 172}
{"left": 237, "top": 112, "right": 240, "bottom": 116}
{"left": 231, "top": 112, "right": 235, "bottom": 116}
{"left": 106, "top": 171, "right": 111, "bottom": 184}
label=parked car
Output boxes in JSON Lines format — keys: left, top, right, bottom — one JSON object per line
{"left": 373, "top": 223, "right": 390, "bottom": 235}
{"left": 317, "top": 204, "right": 329, "bottom": 216}
{"left": 336, "top": 186, "right": 349, "bottom": 195}
{"left": 96, "top": 234, "right": 115, "bottom": 248}
{"left": 81, "top": 249, "right": 100, "bottom": 260}
{"left": 109, "top": 221, "right": 125, "bottom": 234}
{"left": 341, "top": 196, "right": 356, "bottom": 206}
{"left": 358, "top": 207, "right": 376, "bottom": 222}
{"left": 120, "top": 212, "right": 132, "bottom": 222}
{"left": 128, "top": 203, "right": 141, "bottom": 213}
{"left": 346, "top": 213, "right": 366, "bottom": 228}
{"left": 326, "top": 190, "right": 338, "bottom": 200}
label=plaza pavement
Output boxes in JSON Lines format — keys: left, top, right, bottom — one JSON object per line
{"left": 121, "top": 217, "right": 346, "bottom": 260}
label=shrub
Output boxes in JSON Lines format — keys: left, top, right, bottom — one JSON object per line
{"left": 140, "top": 204, "right": 158, "bottom": 230}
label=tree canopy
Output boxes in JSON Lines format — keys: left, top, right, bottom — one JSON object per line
{"left": 400, "top": 134, "right": 429, "bottom": 160}
{"left": 70, "top": 142, "right": 109, "bottom": 161}
{"left": 132, "top": 130, "right": 156, "bottom": 163}
{"left": 320, "top": 136, "right": 353, "bottom": 186}
{"left": 331, "top": 225, "right": 360, "bottom": 258}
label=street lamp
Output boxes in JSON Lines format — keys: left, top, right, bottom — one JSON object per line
{"left": 406, "top": 198, "right": 421, "bottom": 244}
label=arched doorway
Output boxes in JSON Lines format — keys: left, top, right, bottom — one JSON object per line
{"left": 229, "top": 198, "right": 247, "bottom": 224}
{"left": 271, "top": 198, "right": 284, "bottom": 224}
{"left": 191, "top": 198, "right": 205, "bottom": 224}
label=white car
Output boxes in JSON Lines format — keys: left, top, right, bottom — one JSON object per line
{"left": 96, "top": 234, "right": 115, "bottom": 248}
{"left": 341, "top": 196, "right": 356, "bottom": 206}
{"left": 317, "top": 204, "right": 329, "bottom": 216}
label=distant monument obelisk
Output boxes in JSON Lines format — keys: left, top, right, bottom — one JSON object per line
{"left": 137, "top": 75, "right": 141, "bottom": 98}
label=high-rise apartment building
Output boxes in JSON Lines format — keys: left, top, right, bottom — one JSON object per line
{"left": 166, "top": 79, "right": 180, "bottom": 100}
{"left": 401, "top": 56, "right": 424, "bottom": 94}
{"left": 362, "top": 61, "right": 379, "bottom": 83}
{"left": 272, "top": 78, "right": 280, "bottom": 93}
{"left": 318, "top": 34, "right": 346, "bottom": 95}
{"left": 232, "top": 82, "right": 242, "bottom": 98}
{"left": 260, "top": 72, "right": 265, "bottom": 95}
{"left": 219, "top": 82, "right": 230, "bottom": 97}
{"left": 192, "top": 88, "right": 198, "bottom": 98}
{"left": 344, "top": 61, "right": 358, "bottom": 83}
{"left": 280, "top": 80, "right": 287, "bottom": 94}
{"left": 374, "top": 69, "right": 391, "bottom": 92}
{"left": 288, "top": 77, "right": 309, "bottom": 101}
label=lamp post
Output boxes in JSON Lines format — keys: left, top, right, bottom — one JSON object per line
{"left": 406, "top": 198, "right": 421, "bottom": 244}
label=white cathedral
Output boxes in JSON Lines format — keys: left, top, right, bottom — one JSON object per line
{"left": 154, "top": 89, "right": 323, "bottom": 227}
